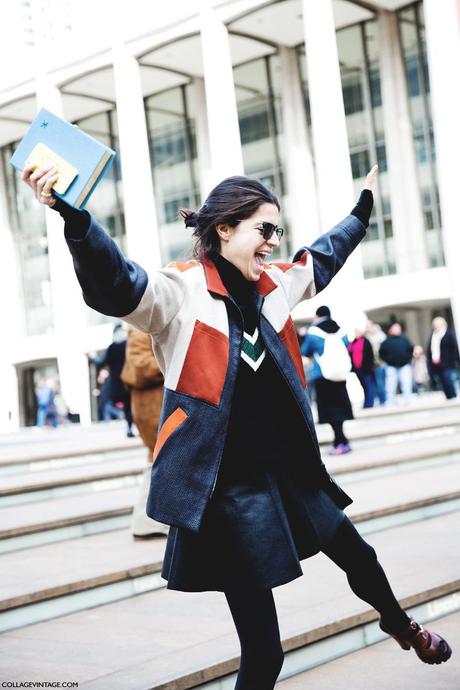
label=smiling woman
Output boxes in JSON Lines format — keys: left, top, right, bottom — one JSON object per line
{"left": 21, "top": 163, "right": 451, "bottom": 688}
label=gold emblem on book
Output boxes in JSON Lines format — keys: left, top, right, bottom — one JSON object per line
{"left": 25, "top": 142, "right": 78, "bottom": 194}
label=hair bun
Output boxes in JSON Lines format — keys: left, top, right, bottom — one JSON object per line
{"left": 179, "top": 208, "right": 199, "bottom": 228}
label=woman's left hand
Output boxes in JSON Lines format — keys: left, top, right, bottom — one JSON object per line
{"left": 364, "top": 165, "right": 378, "bottom": 193}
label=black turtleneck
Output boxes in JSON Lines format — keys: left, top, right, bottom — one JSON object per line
{"left": 213, "top": 254, "right": 315, "bottom": 488}
{"left": 214, "top": 254, "right": 258, "bottom": 333}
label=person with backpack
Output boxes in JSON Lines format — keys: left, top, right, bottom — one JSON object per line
{"left": 301, "top": 306, "right": 353, "bottom": 455}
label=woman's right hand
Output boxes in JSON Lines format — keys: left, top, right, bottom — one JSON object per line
{"left": 21, "top": 164, "right": 59, "bottom": 209}
{"left": 363, "top": 164, "right": 378, "bottom": 193}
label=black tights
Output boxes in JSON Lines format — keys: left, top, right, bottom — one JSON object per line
{"left": 331, "top": 421, "right": 348, "bottom": 446}
{"left": 224, "top": 516, "right": 411, "bottom": 690}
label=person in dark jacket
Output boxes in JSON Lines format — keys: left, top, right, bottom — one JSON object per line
{"left": 379, "top": 323, "right": 414, "bottom": 406}
{"left": 91, "top": 324, "right": 135, "bottom": 437}
{"left": 427, "top": 317, "right": 459, "bottom": 399}
{"left": 348, "top": 328, "right": 376, "bottom": 408}
{"left": 302, "top": 306, "right": 353, "bottom": 454}
{"left": 23, "top": 163, "right": 451, "bottom": 686}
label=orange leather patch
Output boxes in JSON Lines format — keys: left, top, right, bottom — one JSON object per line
{"left": 278, "top": 316, "right": 307, "bottom": 388}
{"left": 255, "top": 270, "right": 277, "bottom": 296}
{"left": 167, "top": 261, "right": 199, "bottom": 272}
{"left": 176, "top": 320, "right": 229, "bottom": 405}
{"left": 153, "top": 407, "right": 188, "bottom": 462}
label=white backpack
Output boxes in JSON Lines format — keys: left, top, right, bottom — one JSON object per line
{"left": 308, "top": 326, "right": 352, "bottom": 382}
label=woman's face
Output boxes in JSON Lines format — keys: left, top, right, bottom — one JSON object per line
{"left": 217, "top": 203, "right": 280, "bottom": 281}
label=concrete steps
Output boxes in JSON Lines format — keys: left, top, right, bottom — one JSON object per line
{"left": 2, "top": 396, "right": 458, "bottom": 471}
{"left": 352, "top": 390, "right": 460, "bottom": 419}
{"left": 1, "top": 459, "right": 460, "bottom": 631}
{"left": 0, "top": 435, "right": 142, "bottom": 467}
{"left": 2, "top": 430, "right": 460, "bottom": 511}
{"left": 0, "top": 485, "right": 138, "bottom": 546}
{"left": 0, "top": 454, "right": 146, "bottom": 508}
{"left": 0, "top": 510, "right": 458, "bottom": 688}
{"left": 326, "top": 430, "right": 460, "bottom": 477}
{"left": 0, "top": 451, "right": 458, "bottom": 556}
{"left": 317, "top": 404, "right": 460, "bottom": 447}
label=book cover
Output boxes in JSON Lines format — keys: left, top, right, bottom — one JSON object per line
{"left": 9, "top": 108, "right": 116, "bottom": 209}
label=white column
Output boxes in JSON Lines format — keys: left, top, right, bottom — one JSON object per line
{"left": 35, "top": 76, "right": 92, "bottom": 426}
{"left": 279, "top": 46, "right": 320, "bottom": 253}
{"left": 418, "top": 309, "right": 432, "bottom": 350}
{"left": 424, "top": 0, "right": 460, "bottom": 346}
{"left": 0, "top": 163, "right": 21, "bottom": 432}
{"left": 112, "top": 42, "right": 163, "bottom": 274}
{"left": 191, "top": 77, "right": 214, "bottom": 200}
{"left": 378, "top": 10, "right": 427, "bottom": 273}
{"left": 405, "top": 308, "right": 422, "bottom": 346}
{"left": 199, "top": 2, "right": 244, "bottom": 187}
{"left": 302, "top": 0, "right": 365, "bottom": 331}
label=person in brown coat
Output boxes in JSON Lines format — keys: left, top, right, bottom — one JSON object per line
{"left": 121, "top": 327, "right": 169, "bottom": 538}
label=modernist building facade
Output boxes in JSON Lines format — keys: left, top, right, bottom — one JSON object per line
{"left": 0, "top": 0, "right": 459, "bottom": 429}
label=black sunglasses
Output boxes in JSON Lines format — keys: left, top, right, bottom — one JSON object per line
{"left": 234, "top": 219, "right": 284, "bottom": 241}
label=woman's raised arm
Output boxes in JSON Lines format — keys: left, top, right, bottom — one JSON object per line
{"left": 21, "top": 164, "right": 185, "bottom": 335}
{"left": 295, "top": 165, "right": 379, "bottom": 294}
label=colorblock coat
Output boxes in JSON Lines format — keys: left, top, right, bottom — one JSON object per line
{"left": 64, "top": 210, "right": 367, "bottom": 532}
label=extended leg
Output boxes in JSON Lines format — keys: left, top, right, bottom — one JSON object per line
{"left": 322, "top": 516, "right": 452, "bottom": 664}
{"left": 322, "top": 516, "right": 410, "bottom": 629}
{"left": 224, "top": 588, "right": 284, "bottom": 690}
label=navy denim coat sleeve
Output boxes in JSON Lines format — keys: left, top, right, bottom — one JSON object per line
{"left": 293, "top": 214, "right": 367, "bottom": 295}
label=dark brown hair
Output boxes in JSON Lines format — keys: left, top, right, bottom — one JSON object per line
{"left": 180, "top": 175, "right": 280, "bottom": 261}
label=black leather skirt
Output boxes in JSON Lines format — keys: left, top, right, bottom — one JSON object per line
{"left": 161, "top": 458, "right": 346, "bottom": 592}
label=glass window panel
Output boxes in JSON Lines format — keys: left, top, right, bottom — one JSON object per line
{"left": 1, "top": 144, "right": 53, "bottom": 336}
{"left": 336, "top": 21, "right": 395, "bottom": 277}
{"left": 146, "top": 83, "right": 198, "bottom": 264}
{"left": 299, "top": 21, "right": 393, "bottom": 277}
{"left": 398, "top": 1, "right": 444, "bottom": 266}
{"left": 234, "top": 54, "right": 290, "bottom": 260}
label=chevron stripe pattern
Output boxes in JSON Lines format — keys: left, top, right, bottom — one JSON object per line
{"left": 241, "top": 327, "right": 266, "bottom": 371}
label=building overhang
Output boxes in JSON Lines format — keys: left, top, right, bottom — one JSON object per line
{"left": 292, "top": 266, "right": 450, "bottom": 322}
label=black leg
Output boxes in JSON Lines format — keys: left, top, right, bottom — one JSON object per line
{"left": 224, "top": 588, "right": 284, "bottom": 690}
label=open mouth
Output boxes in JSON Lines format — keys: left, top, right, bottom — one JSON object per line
{"left": 254, "top": 252, "right": 269, "bottom": 268}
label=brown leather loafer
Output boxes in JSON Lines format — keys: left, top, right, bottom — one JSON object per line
{"left": 379, "top": 618, "right": 452, "bottom": 665}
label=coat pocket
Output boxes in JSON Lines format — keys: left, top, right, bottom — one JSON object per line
{"left": 176, "top": 320, "right": 229, "bottom": 405}
{"left": 153, "top": 407, "right": 188, "bottom": 462}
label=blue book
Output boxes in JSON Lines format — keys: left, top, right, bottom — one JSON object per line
{"left": 9, "top": 107, "right": 116, "bottom": 209}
